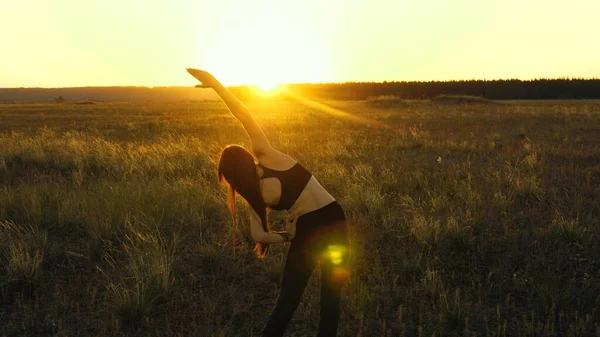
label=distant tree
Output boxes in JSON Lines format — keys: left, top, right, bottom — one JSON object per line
{"left": 55, "top": 96, "right": 65, "bottom": 103}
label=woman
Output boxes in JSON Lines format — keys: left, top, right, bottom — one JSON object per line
{"left": 187, "top": 68, "right": 349, "bottom": 337}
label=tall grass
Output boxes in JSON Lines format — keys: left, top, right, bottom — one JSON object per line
{"left": 104, "top": 221, "right": 179, "bottom": 327}
{"left": 0, "top": 99, "right": 599, "bottom": 336}
{"left": 0, "top": 220, "right": 47, "bottom": 284}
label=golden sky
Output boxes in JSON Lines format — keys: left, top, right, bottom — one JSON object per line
{"left": 1, "top": 0, "right": 599, "bottom": 87}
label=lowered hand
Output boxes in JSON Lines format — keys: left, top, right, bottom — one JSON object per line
{"left": 285, "top": 214, "right": 299, "bottom": 240}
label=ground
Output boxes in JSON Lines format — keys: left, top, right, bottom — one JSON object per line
{"left": 0, "top": 97, "right": 599, "bottom": 336}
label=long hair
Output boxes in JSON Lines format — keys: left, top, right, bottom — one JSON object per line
{"left": 218, "top": 145, "right": 270, "bottom": 258}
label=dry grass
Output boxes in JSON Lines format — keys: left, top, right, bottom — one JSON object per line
{"left": 0, "top": 220, "right": 47, "bottom": 284}
{"left": 0, "top": 99, "right": 599, "bottom": 336}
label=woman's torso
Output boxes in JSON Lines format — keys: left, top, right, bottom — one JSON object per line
{"left": 258, "top": 153, "right": 335, "bottom": 218}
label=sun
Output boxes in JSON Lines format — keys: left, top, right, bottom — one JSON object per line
{"left": 252, "top": 81, "right": 284, "bottom": 97}
{"left": 200, "top": 8, "right": 332, "bottom": 88}
{"left": 257, "top": 80, "right": 279, "bottom": 91}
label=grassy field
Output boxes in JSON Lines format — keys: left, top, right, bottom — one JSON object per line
{"left": 1, "top": 97, "right": 599, "bottom": 336}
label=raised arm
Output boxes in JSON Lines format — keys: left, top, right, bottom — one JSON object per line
{"left": 187, "top": 68, "right": 273, "bottom": 158}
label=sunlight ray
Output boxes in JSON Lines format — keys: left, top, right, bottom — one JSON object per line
{"left": 282, "top": 91, "right": 393, "bottom": 131}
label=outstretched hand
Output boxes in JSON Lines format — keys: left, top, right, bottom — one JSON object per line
{"left": 186, "top": 68, "right": 220, "bottom": 88}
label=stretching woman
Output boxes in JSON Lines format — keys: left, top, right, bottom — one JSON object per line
{"left": 187, "top": 68, "right": 349, "bottom": 337}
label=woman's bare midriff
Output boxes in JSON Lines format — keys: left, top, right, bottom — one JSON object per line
{"left": 287, "top": 176, "right": 336, "bottom": 218}
{"left": 260, "top": 175, "right": 335, "bottom": 219}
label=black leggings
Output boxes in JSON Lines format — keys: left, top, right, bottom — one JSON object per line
{"left": 263, "top": 201, "right": 349, "bottom": 337}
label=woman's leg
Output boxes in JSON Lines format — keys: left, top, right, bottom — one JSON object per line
{"left": 317, "top": 214, "right": 349, "bottom": 337}
{"left": 317, "top": 246, "right": 348, "bottom": 337}
{"left": 262, "top": 240, "right": 317, "bottom": 337}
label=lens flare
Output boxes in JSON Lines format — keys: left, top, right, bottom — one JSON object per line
{"left": 325, "top": 245, "right": 350, "bottom": 282}
{"left": 331, "top": 267, "right": 350, "bottom": 283}
{"left": 327, "top": 245, "right": 345, "bottom": 265}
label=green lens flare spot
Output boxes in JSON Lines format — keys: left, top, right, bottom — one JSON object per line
{"left": 327, "top": 245, "right": 345, "bottom": 265}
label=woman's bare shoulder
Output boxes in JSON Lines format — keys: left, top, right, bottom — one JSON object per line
{"left": 258, "top": 148, "right": 297, "bottom": 170}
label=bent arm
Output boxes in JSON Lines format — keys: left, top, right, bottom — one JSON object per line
{"left": 249, "top": 210, "right": 291, "bottom": 244}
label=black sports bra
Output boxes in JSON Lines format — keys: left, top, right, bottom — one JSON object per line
{"left": 258, "top": 162, "right": 312, "bottom": 211}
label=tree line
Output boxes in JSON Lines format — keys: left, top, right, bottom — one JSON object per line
{"left": 2, "top": 79, "right": 599, "bottom": 103}
{"left": 277, "top": 78, "right": 600, "bottom": 100}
